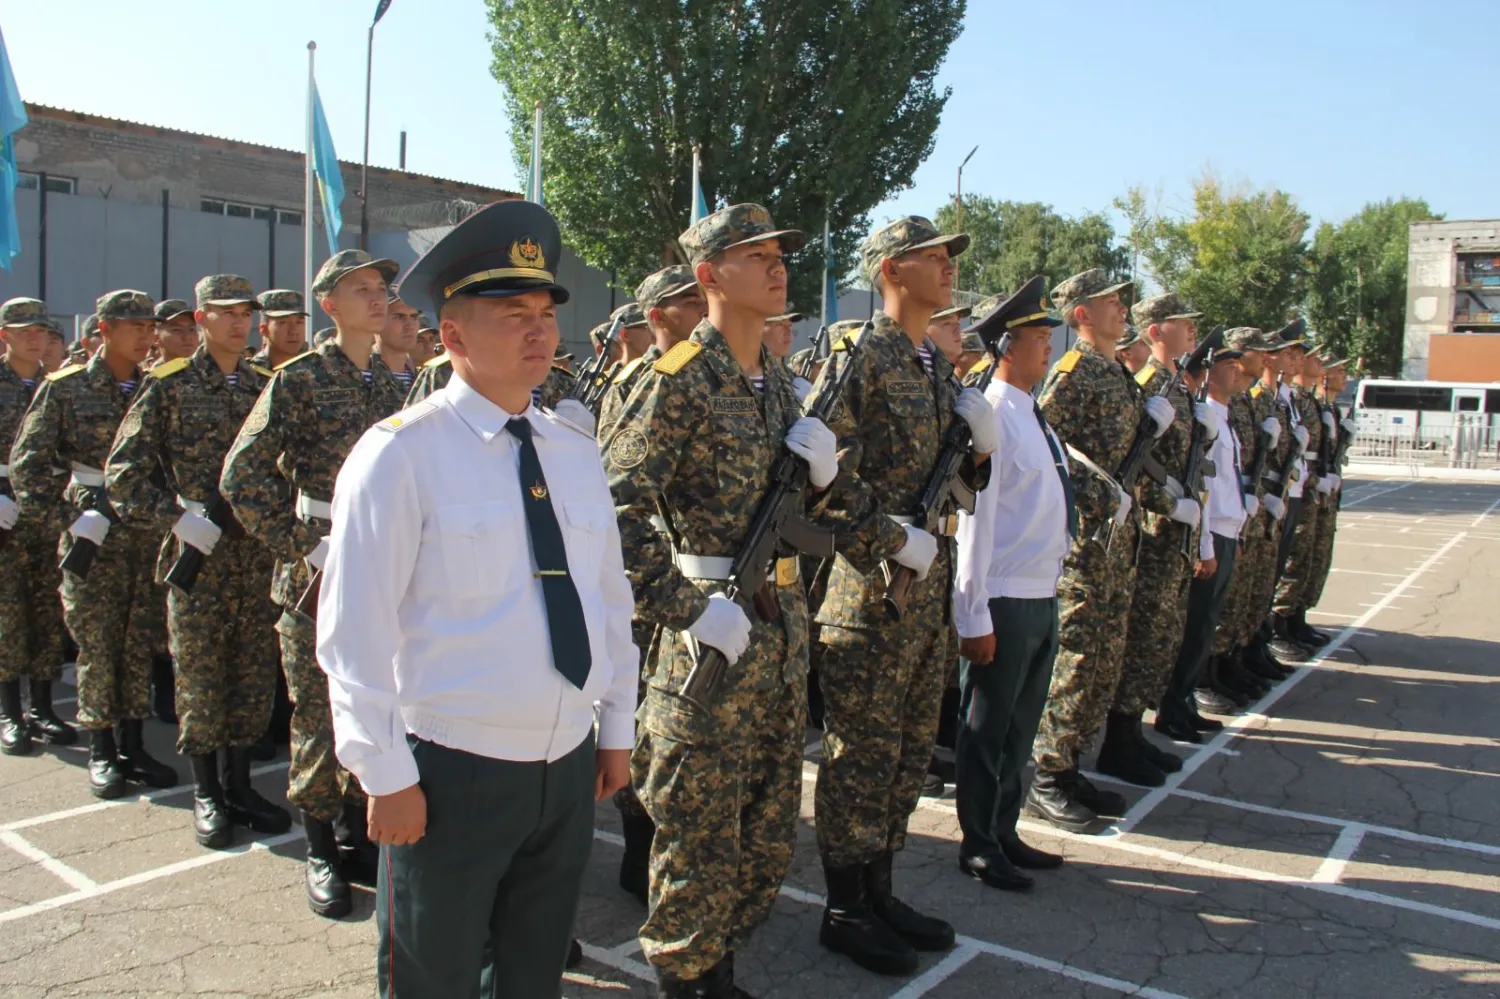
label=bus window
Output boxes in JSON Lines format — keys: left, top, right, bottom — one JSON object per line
{"left": 1486, "top": 389, "right": 1500, "bottom": 414}
{"left": 1361, "top": 384, "right": 1454, "bottom": 411}
{"left": 1456, "top": 395, "right": 1481, "bottom": 412}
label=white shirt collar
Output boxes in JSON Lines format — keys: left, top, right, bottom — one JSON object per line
{"left": 441, "top": 370, "right": 554, "bottom": 444}
{"left": 1208, "top": 397, "right": 1230, "bottom": 416}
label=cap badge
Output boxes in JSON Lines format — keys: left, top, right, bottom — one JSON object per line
{"left": 510, "top": 238, "right": 545, "bottom": 270}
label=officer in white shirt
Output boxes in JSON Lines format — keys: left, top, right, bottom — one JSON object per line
{"left": 1156, "top": 332, "right": 1249, "bottom": 741}
{"left": 952, "top": 277, "right": 1076, "bottom": 892}
{"left": 317, "top": 201, "right": 638, "bottom": 999}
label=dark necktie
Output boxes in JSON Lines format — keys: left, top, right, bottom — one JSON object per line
{"left": 1033, "top": 401, "right": 1079, "bottom": 539}
{"left": 505, "top": 418, "right": 591, "bottom": 689}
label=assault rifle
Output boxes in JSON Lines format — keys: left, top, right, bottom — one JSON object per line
{"left": 1177, "top": 344, "right": 1218, "bottom": 558}
{"left": 797, "top": 325, "right": 829, "bottom": 381}
{"left": 58, "top": 493, "right": 119, "bottom": 579}
{"left": 1269, "top": 374, "right": 1301, "bottom": 504}
{"left": 568, "top": 318, "right": 624, "bottom": 412}
{"left": 164, "top": 493, "right": 244, "bottom": 593}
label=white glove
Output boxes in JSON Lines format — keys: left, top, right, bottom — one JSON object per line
{"left": 1114, "top": 490, "right": 1133, "bottom": 527}
{"left": 1293, "top": 425, "right": 1310, "bottom": 449}
{"left": 686, "top": 592, "right": 753, "bottom": 665}
{"left": 785, "top": 416, "right": 838, "bottom": 489}
{"left": 68, "top": 509, "right": 111, "bottom": 546}
{"left": 553, "top": 398, "right": 597, "bottom": 437}
{"left": 1164, "top": 476, "right": 1185, "bottom": 501}
{"left": 1144, "top": 396, "right": 1175, "bottom": 438}
{"left": 1260, "top": 417, "right": 1281, "bottom": 447}
{"left": 171, "top": 510, "right": 222, "bottom": 555}
{"left": 0, "top": 495, "right": 19, "bottom": 531}
{"left": 1340, "top": 417, "right": 1357, "bottom": 437}
{"left": 791, "top": 376, "right": 814, "bottom": 404}
{"left": 306, "top": 536, "right": 330, "bottom": 572}
{"left": 1193, "top": 401, "right": 1219, "bottom": 441}
{"left": 1326, "top": 474, "right": 1341, "bottom": 492}
{"left": 1263, "top": 494, "right": 1286, "bottom": 521}
{"left": 890, "top": 523, "right": 938, "bottom": 581}
{"left": 1321, "top": 410, "right": 1336, "bottom": 431}
{"left": 1169, "top": 498, "right": 1201, "bottom": 527}
{"left": 1316, "top": 477, "right": 1334, "bottom": 495}
{"left": 954, "top": 387, "right": 998, "bottom": 455}
{"left": 1244, "top": 494, "right": 1261, "bottom": 518}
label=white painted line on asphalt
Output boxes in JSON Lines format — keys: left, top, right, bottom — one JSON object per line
{"left": 609, "top": 937, "right": 644, "bottom": 958}
{"left": 1312, "top": 824, "right": 1367, "bottom": 884}
{"left": 1340, "top": 542, "right": 1443, "bottom": 551}
{"left": 1341, "top": 481, "right": 1414, "bottom": 508}
{"left": 1470, "top": 495, "right": 1500, "bottom": 527}
{"left": 887, "top": 944, "right": 980, "bottom": 999}
{"left": 577, "top": 941, "right": 654, "bottom": 983}
{"left": 1307, "top": 612, "right": 1359, "bottom": 620}
{"left": 0, "top": 830, "right": 98, "bottom": 892}
{"left": 1330, "top": 569, "right": 1409, "bottom": 577}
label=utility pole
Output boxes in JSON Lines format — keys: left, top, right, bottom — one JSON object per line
{"left": 954, "top": 145, "right": 978, "bottom": 293}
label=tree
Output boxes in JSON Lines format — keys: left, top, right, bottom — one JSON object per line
{"left": 932, "top": 195, "right": 1128, "bottom": 299}
{"left": 485, "top": 0, "right": 966, "bottom": 307}
{"left": 1307, "top": 198, "right": 1440, "bottom": 377}
{"left": 1114, "top": 176, "right": 1310, "bottom": 331}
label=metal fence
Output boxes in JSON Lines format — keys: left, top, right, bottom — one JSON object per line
{"left": 1350, "top": 414, "right": 1500, "bottom": 468}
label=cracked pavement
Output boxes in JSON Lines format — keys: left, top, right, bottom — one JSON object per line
{"left": 1, "top": 478, "right": 1498, "bottom": 998}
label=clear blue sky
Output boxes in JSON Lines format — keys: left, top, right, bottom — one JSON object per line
{"left": 5, "top": 0, "right": 1491, "bottom": 237}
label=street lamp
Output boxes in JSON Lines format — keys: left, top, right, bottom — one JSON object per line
{"left": 359, "top": 0, "right": 394, "bottom": 250}
{"left": 954, "top": 145, "right": 978, "bottom": 292}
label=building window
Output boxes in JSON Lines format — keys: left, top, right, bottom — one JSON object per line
{"left": 277, "top": 209, "right": 303, "bottom": 226}
{"left": 16, "top": 172, "right": 76, "bottom": 194}
{"left": 201, "top": 197, "right": 301, "bottom": 225}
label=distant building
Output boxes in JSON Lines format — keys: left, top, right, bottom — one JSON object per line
{"left": 1403, "top": 219, "right": 1500, "bottom": 381}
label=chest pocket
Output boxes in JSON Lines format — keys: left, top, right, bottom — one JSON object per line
{"left": 423, "top": 502, "right": 516, "bottom": 599}
{"left": 561, "top": 502, "right": 614, "bottom": 584}
{"left": 709, "top": 395, "right": 768, "bottom": 498}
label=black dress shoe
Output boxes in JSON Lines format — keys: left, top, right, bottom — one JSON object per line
{"left": 1153, "top": 711, "right": 1203, "bottom": 745}
{"left": 1241, "top": 649, "right": 1287, "bottom": 683}
{"left": 1194, "top": 688, "right": 1239, "bottom": 717}
{"left": 959, "top": 853, "right": 1033, "bottom": 892}
{"left": 999, "top": 834, "right": 1063, "bottom": 870}
{"left": 1025, "top": 773, "right": 1102, "bottom": 832}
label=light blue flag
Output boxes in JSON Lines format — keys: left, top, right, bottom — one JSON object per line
{"left": 0, "top": 26, "right": 28, "bottom": 272}
{"left": 823, "top": 217, "right": 838, "bottom": 324}
{"left": 310, "top": 83, "right": 344, "bottom": 254}
{"left": 690, "top": 145, "right": 708, "bottom": 224}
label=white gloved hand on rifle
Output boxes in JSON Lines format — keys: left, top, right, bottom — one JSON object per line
{"left": 686, "top": 593, "right": 753, "bottom": 664}
{"left": 890, "top": 522, "right": 938, "bottom": 581}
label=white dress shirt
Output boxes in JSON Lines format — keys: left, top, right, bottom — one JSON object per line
{"left": 1203, "top": 398, "right": 1247, "bottom": 555}
{"left": 1279, "top": 384, "right": 1306, "bottom": 500}
{"left": 954, "top": 380, "right": 1071, "bottom": 638}
{"left": 317, "top": 375, "right": 639, "bottom": 797}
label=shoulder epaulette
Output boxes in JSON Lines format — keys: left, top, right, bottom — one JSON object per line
{"left": 1053, "top": 350, "right": 1081, "bottom": 374}
{"left": 45, "top": 364, "right": 85, "bottom": 382}
{"left": 423, "top": 353, "right": 452, "bottom": 370}
{"left": 614, "top": 356, "right": 647, "bottom": 385}
{"left": 1250, "top": 384, "right": 1264, "bottom": 398}
{"left": 551, "top": 362, "right": 574, "bottom": 376}
{"left": 1134, "top": 365, "right": 1155, "bottom": 387}
{"left": 275, "top": 350, "right": 316, "bottom": 371}
{"left": 149, "top": 357, "right": 192, "bottom": 380}
{"left": 830, "top": 328, "right": 866, "bottom": 352}
{"left": 968, "top": 354, "right": 993, "bottom": 376}
{"left": 654, "top": 340, "right": 702, "bottom": 375}
{"left": 376, "top": 399, "right": 440, "bottom": 432}
{"left": 250, "top": 364, "right": 274, "bottom": 378}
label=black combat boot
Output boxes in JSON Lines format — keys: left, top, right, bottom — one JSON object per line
{"left": 818, "top": 861, "right": 917, "bottom": 976}
{"left": 1131, "top": 716, "right": 1183, "bottom": 774}
{"left": 1194, "top": 684, "right": 1239, "bottom": 717}
{"left": 1153, "top": 701, "right": 1204, "bottom": 744}
{"left": 1025, "top": 769, "right": 1100, "bottom": 832}
{"left": 1292, "top": 610, "right": 1331, "bottom": 647}
{"left": 24, "top": 679, "right": 77, "bottom": 745}
{"left": 190, "top": 753, "right": 233, "bottom": 849}
{"left": 1094, "top": 711, "right": 1166, "bottom": 788}
{"left": 150, "top": 655, "right": 177, "bottom": 724}
{"left": 87, "top": 728, "right": 126, "bottom": 799}
{"left": 1268, "top": 615, "right": 1311, "bottom": 663}
{"left": 655, "top": 953, "right": 755, "bottom": 998}
{"left": 0, "top": 680, "right": 33, "bottom": 756}
{"left": 1219, "top": 655, "right": 1269, "bottom": 699}
{"left": 222, "top": 747, "right": 291, "bottom": 834}
{"left": 117, "top": 719, "right": 178, "bottom": 788}
{"left": 302, "top": 810, "right": 352, "bottom": 918}
{"left": 866, "top": 850, "right": 955, "bottom": 952}
{"left": 332, "top": 801, "right": 380, "bottom": 886}
{"left": 618, "top": 809, "right": 654, "bottom": 905}
{"left": 1240, "top": 646, "right": 1287, "bottom": 683}
{"left": 1248, "top": 635, "right": 1296, "bottom": 679}
{"left": 1182, "top": 693, "right": 1226, "bottom": 731}
{"left": 1068, "top": 769, "right": 1128, "bottom": 817}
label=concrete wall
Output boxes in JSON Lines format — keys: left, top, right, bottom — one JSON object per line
{"left": 1404, "top": 219, "right": 1500, "bottom": 379}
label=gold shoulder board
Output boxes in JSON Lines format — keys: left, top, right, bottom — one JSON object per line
{"left": 250, "top": 364, "right": 274, "bottom": 378}
{"left": 970, "top": 355, "right": 993, "bottom": 375}
{"left": 45, "top": 364, "right": 85, "bottom": 382}
{"left": 614, "top": 356, "right": 645, "bottom": 384}
{"left": 654, "top": 340, "right": 702, "bottom": 375}
{"left": 1134, "top": 365, "right": 1155, "bottom": 387}
{"left": 149, "top": 357, "right": 192, "bottom": 380}
{"left": 274, "top": 350, "right": 316, "bottom": 372}
{"left": 1053, "top": 350, "right": 1081, "bottom": 374}
{"left": 1250, "top": 384, "right": 1264, "bottom": 398}
{"left": 423, "top": 353, "right": 452, "bottom": 370}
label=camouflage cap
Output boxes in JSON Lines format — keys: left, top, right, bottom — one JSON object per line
{"left": 1052, "top": 268, "right": 1132, "bottom": 315}
{"left": 767, "top": 312, "right": 805, "bottom": 323}
{"left": 589, "top": 321, "right": 613, "bottom": 346}
{"left": 82, "top": 313, "right": 100, "bottom": 337}
{"left": 678, "top": 203, "right": 805, "bottom": 266}
{"left": 554, "top": 342, "right": 573, "bottom": 360}
{"left": 610, "top": 302, "right": 648, "bottom": 328}
{"left": 95, "top": 290, "right": 156, "bottom": 322}
{"left": 933, "top": 305, "right": 971, "bottom": 321}
{"left": 1130, "top": 292, "right": 1202, "bottom": 329}
{"left": 257, "top": 289, "right": 307, "bottom": 317}
{"left": 312, "top": 326, "right": 337, "bottom": 345}
{"left": 860, "top": 216, "right": 970, "bottom": 283}
{"left": 1222, "top": 326, "right": 1275, "bottom": 352}
{"left": 1115, "top": 325, "right": 1142, "bottom": 350}
{"left": 1267, "top": 316, "right": 1307, "bottom": 349}
{"left": 0, "top": 297, "right": 52, "bottom": 328}
{"left": 195, "top": 274, "right": 258, "bottom": 308}
{"left": 417, "top": 315, "right": 437, "bottom": 333}
{"left": 312, "top": 249, "right": 400, "bottom": 296}
{"left": 960, "top": 330, "right": 985, "bottom": 353}
{"left": 634, "top": 265, "right": 698, "bottom": 311}
{"left": 969, "top": 294, "right": 1003, "bottom": 325}
{"left": 154, "top": 299, "right": 194, "bottom": 322}
{"left": 1324, "top": 354, "right": 1349, "bottom": 370}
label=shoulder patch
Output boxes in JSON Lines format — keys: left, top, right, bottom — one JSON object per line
{"left": 1053, "top": 350, "right": 1081, "bottom": 375}
{"left": 422, "top": 352, "right": 452, "bottom": 370}
{"left": 613, "top": 356, "right": 646, "bottom": 385}
{"left": 1134, "top": 365, "right": 1155, "bottom": 387}
{"left": 45, "top": 364, "right": 85, "bottom": 382}
{"left": 654, "top": 340, "right": 702, "bottom": 375}
{"left": 376, "top": 399, "right": 440, "bottom": 432}
{"left": 274, "top": 350, "right": 316, "bottom": 372}
{"left": 149, "top": 357, "right": 192, "bottom": 380}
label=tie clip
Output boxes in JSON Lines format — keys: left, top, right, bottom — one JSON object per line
{"left": 535, "top": 570, "right": 569, "bottom": 577}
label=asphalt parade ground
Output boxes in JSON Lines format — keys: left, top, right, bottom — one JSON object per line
{"left": 1, "top": 476, "right": 1498, "bottom": 998}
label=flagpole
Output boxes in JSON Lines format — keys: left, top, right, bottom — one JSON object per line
{"left": 691, "top": 145, "right": 702, "bottom": 226}
{"left": 304, "top": 42, "right": 316, "bottom": 320}
{"left": 820, "top": 209, "right": 830, "bottom": 327}
{"left": 358, "top": 24, "right": 373, "bottom": 250}
{"left": 529, "top": 101, "right": 542, "bottom": 203}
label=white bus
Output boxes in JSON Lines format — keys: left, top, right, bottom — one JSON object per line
{"left": 1354, "top": 379, "right": 1500, "bottom": 434}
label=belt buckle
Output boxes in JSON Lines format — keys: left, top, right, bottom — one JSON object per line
{"left": 774, "top": 556, "right": 799, "bottom": 587}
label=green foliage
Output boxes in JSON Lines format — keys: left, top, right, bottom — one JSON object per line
{"left": 933, "top": 195, "right": 1128, "bottom": 299}
{"left": 486, "top": 0, "right": 966, "bottom": 307}
{"left": 1307, "top": 198, "right": 1440, "bottom": 377}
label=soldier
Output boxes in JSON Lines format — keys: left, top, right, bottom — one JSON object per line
{"left": 0, "top": 299, "right": 77, "bottom": 755}
{"left": 412, "top": 319, "right": 439, "bottom": 367}
{"left": 66, "top": 314, "right": 100, "bottom": 365}
{"left": 105, "top": 276, "right": 291, "bottom": 849}
{"left": 761, "top": 310, "right": 802, "bottom": 361}
{"left": 806, "top": 216, "right": 990, "bottom": 976}
{"left": 154, "top": 300, "right": 200, "bottom": 365}
{"left": 1114, "top": 325, "right": 1150, "bottom": 375}
{"left": 220, "top": 249, "right": 408, "bottom": 918}
{"left": 10, "top": 291, "right": 177, "bottom": 797}
{"left": 253, "top": 289, "right": 310, "bottom": 370}
{"left": 1024, "top": 268, "right": 1176, "bottom": 833}
{"left": 378, "top": 293, "right": 422, "bottom": 392}
{"left": 405, "top": 329, "right": 576, "bottom": 410}
{"left": 1274, "top": 344, "right": 1336, "bottom": 650}
{"left": 312, "top": 326, "right": 337, "bottom": 347}
{"left": 924, "top": 303, "right": 969, "bottom": 368}
{"left": 1103, "top": 293, "right": 1210, "bottom": 787}
{"left": 603, "top": 203, "right": 839, "bottom": 995}
{"left": 41, "top": 325, "right": 66, "bottom": 373}
{"left": 1264, "top": 320, "right": 1315, "bottom": 662}
{"left": 955, "top": 329, "right": 986, "bottom": 380}
{"left": 1303, "top": 356, "right": 1352, "bottom": 620}
{"left": 598, "top": 266, "right": 705, "bottom": 442}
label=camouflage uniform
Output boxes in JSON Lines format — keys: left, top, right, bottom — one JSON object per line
{"left": 1304, "top": 395, "right": 1343, "bottom": 609}
{"left": 105, "top": 340, "right": 279, "bottom": 755}
{"left": 597, "top": 344, "right": 661, "bottom": 442}
{"left": 1211, "top": 387, "right": 1273, "bottom": 657}
{"left": 1, "top": 303, "right": 65, "bottom": 685}
{"left": 10, "top": 303, "right": 166, "bottom": 729}
{"left": 403, "top": 350, "right": 574, "bottom": 409}
{"left": 1273, "top": 384, "right": 1325, "bottom": 616}
{"left": 220, "top": 336, "right": 406, "bottom": 820}
{"left": 1230, "top": 380, "right": 1297, "bottom": 648}
{"left": 809, "top": 306, "right": 985, "bottom": 867}
{"left": 604, "top": 315, "right": 815, "bottom": 979}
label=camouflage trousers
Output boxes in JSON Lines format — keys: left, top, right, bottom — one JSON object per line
{"left": 814, "top": 617, "right": 950, "bottom": 867}
{"left": 1274, "top": 495, "right": 1324, "bottom": 616}
{"left": 1304, "top": 493, "right": 1341, "bottom": 610}
{"left": 1033, "top": 515, "right": 1138, "bottom": 774}
{"left": 1213, "top": 518, "right": 1275, "bottom": 656}
{"left": 61, "top": 527, "right": 166, "bottom": 729}
{"left": 167, "top": 537, "right": 281, "bottom": 756}
{"left": 0, "top": 516, "right": 66, "bottom": 683}
{"left": 1113, "top": 523, "right": 1194, "bottom": 715}
{"left": 277, "top": 610, "right": 364, "bottom": 822}
{"left": 633, "top": 638, "right": 806, "bottom": 979}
